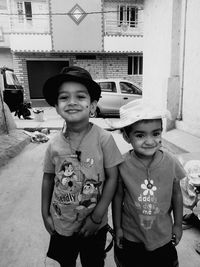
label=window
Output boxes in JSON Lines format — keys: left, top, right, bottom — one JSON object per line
{"left": 17, "top": 1, "right": 32, "bottom": 22}
{"left": 118, "top": 5, "right": 138, "bottom": 27}
{"left": 24, "top": 2, "right": 32, "bottom": 20}
{"left": 128, "top": 55, "right": 143, "bottom": 75}
{"left": 98, "top": 82, "right": 117, "bottom": 93}
{"left": 120, "top": 82, "right": 142, "bottom": 95}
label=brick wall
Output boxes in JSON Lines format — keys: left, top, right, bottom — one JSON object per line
{"left": 12, "top": 52, "right": 143, "bottom": 101}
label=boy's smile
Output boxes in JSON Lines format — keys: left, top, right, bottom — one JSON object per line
{"left": 55, "top": 81, "right": 97, "bottom": 123}
{"left": 127, "top": 119, "right": 162, "bottom": 159}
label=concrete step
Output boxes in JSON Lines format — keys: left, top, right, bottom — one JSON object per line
{"left": 163, "top": 129, "right": 200, "bottom": 153}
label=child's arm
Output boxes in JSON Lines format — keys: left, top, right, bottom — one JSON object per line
{"left": 171, "top": 179, "right": 183, "bottom": 245}
{"left": 80, "top": 166, "right": 118, "bottom": 236}
{"left": 41, "top": 172, "right": 55, "bottom": 235}
{"left": 112, "top": 176, "right": 124, "bottom": 248}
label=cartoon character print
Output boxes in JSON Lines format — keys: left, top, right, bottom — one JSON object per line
{"left": 52, "top": 160, "right": 82, "bottom": 217}
{"left": 75, "top": 177, "right": 102, "bottom": 222}
{"left": 56, "top": 161, "right": 81, "bottom": 193}
{"left": 136, "top": 178, "right": 160, "bottom": 230}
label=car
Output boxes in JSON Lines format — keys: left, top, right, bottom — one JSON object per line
{"left": 92, "top": 78, "right": 142, "bottom": 117}
{"left": 0, "top": 67, "right": 24, "bottom": 112}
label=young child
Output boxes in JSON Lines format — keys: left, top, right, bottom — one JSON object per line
{"left": 110, "top": 99, "right": 186, "bottom": 267}
{"left": 41, "top": 66, "right": 123, "bottom": 267}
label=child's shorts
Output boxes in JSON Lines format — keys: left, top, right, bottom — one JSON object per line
{"left": 114, "top": 239, "right": 178, "bottom": 267}
{"left": 47, "top": 225, "right": 108, "bottom": 267}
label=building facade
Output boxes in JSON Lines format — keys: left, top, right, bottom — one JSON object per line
{"left": 143, "top": 0, "right": 200, "bottom": 137}
{"left": 7, "top": 0, "right": 144, "bottom": 101}
{"left": 0, "top": 0, "right": 13, "bottom": 68}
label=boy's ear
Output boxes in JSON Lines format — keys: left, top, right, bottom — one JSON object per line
{"left": 122, "top": 129, "right": 131, "bottom": 144}
{"left": 90, "top": 100, "right": 97, "bottom": 113}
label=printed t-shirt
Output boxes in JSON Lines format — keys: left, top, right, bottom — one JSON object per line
{"left": 43, "top": 124, "right": 123, "bottom": 236}
{"left": 119, "top": 149, "right": 186, "bottom": 251}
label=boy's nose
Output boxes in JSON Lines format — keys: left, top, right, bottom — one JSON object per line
{"left": 68, "top": 96, "right": 77, "bottom": 104}
{"left": 145, "top": 136, "right": 155, "bottom": 145}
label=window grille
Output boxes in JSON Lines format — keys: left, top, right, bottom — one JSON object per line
{"left": 118, "top": 5, "right": 138, "bottom": 28}
{"left": 128, "top": 55, "right": 143, "bottom": 75}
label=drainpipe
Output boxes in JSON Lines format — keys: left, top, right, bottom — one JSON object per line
{"left": 177, "top": 0, "right": 188, "bottom": 121}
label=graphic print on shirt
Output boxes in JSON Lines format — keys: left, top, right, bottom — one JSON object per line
{"left": 52, "top": 159, "right": 102, "bottom": 222}
{"left": 136, "top": 178, "right": 160, "bottom": 230}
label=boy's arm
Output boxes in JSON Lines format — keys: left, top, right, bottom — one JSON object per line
{"left": 80, "top": 165, "right": 118, "bottom": 236}
{"left": 41, "top": 172, "right": 55, "bottom": 234}
{"left": 112, "top": 176, "right": 124, "bottom": 248}
{"left": 172, "top": 179, "right": 183, "bottom": 245}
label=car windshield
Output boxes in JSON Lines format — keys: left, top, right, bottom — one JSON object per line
{"left": 120, "top": 82, "right": 142, "bottom": 95}
{"left": 98, "top": 82, "right": 117, "bottom": 93}
{"left": 5, "top": 70, "right": 21, "bottom": 87}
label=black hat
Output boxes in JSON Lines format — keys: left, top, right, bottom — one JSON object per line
{"left": 43, "top": 66, "right": 101, "bottom": 106}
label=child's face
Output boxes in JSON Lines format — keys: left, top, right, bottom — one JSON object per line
{"left": 125, "top": 119, "right": 162, "bottom": 158}
{"left": 55, "top": 81, "right": 97, "bottom": 123}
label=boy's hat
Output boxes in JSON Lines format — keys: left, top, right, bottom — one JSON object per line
{"left": 43, "top": 66, "right": 101, "bottom": 106}
{"left": 106, "top": 99, "right": 171, "bottom": 129}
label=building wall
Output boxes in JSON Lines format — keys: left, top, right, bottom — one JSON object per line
{"left": 143, "top": 0, "right": 183, "bottom": 131}
{"left": 143, "top": 0, "right": 173, "bottom": 108}
{"left": 176, "top": 0, "right": 200, "bottom": 137}
{"left": 13, "top": 52, "right": 142, "bottom": 101}
{"left": 50, "top": 0, "right": 103, "bottom": 52}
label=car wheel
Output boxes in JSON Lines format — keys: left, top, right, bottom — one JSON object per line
{"left": 90, "top": 107, "right": 100, "bottom": 118}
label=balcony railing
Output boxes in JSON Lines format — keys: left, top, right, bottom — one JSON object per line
{"left": 104, "top": 19, "right": 143, "bottom": 36}
{"left": 9, "top": 16, "right": 50, "bottom": 34}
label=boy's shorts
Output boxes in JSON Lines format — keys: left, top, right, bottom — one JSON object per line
{"left": 47, "top": 225, "right": 108, "bottom": 267}
{"left": 114, "top": 239, "right": 178, "bottom": 267}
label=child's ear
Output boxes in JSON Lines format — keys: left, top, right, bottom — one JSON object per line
{"left": 90, "top": 101, "right": 97, "bottom": 113}
{"left": 122, "top": 129, "right": 131, "bottom": 144}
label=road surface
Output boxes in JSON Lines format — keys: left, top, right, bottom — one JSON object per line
{"left": 0, "top": 131, "right": 200, "bottom": 266}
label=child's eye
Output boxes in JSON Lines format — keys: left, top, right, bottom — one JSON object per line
{"left": 58, "top": 95, "right": 68, "bottom": 101}
{"left": 153, "top": 131, "right": 161, "bottom": 137}
{"left": 135, "top": 133, "right": 145, "bottom": 139}
{"left": 77, "top": 94, "right": 86, "bottom": 99}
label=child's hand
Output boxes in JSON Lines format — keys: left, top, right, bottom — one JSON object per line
{"left": 43, "top": 214, "right": 55, "bottom": 235}
{"left": 172, "top": 224, "right": 182, "bottom": 246}
{"left": 115, "top": 228, "right": 124, "bottom": 249}
{"left": 79, "top": 215, "right": 101, "bottom": 237}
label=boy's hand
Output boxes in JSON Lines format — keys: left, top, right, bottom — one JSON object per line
{"left": 115, "top": 228, "right": 124, "bottom": 248}
{"left": 79, "top": 215, "right": 100, "bottom": 237}
{"left": 172, "top": 224, "right": 182, "bottom": 246}
{"left": 43, "top": 214, "right": 55, "bottom": 235}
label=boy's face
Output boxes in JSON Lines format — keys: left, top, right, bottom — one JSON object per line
{"left": 124, "top": 119, "right": 162, "bottom": 158}
{"left": 55, "top": 81, "right": 97, "bottom": 123}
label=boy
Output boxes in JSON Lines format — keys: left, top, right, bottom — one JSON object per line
{"left": 41, "top": 66, "right": 123, "bottom": 267}
{"left": 110, "top": 99, "right": 186, "bottom": 267}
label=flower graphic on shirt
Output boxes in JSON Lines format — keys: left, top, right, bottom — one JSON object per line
{"left": 141, "top": 179, "right": 157, "bottom": 196}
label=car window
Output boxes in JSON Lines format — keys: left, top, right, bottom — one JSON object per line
{"left": 120, "top": 82, "right": 142, "bottom": 95}
{"left": 5, "top": 70, "right": 21, "bottom": 87}
{"left": 98, "top": 82, "right": 117, "bottom": 93}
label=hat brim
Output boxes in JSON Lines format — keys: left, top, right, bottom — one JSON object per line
{"left": 106, "top": 114, "right": 169, "bottom": 130}
{"left": 105, "top": 118, "right": 138, "bottom": 129}
{"left": 43, "top": 74, "right": 101, "bottom": 106}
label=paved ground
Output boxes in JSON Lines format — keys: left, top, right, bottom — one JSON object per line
{"left": 1, "top": 105, "right": 200, "bottom": 266}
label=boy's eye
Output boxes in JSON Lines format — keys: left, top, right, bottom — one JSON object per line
{"left": 153, "top": 131, "right": 162, "bottom": 137}
{"left": 77, "top": 94, "right": 86, "bottom": 99}
{"left": 135, "top": 133, "right": 145, "bottom": 139}
{"left": 58, "top": 95, "right": 68, "bottom": 100}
